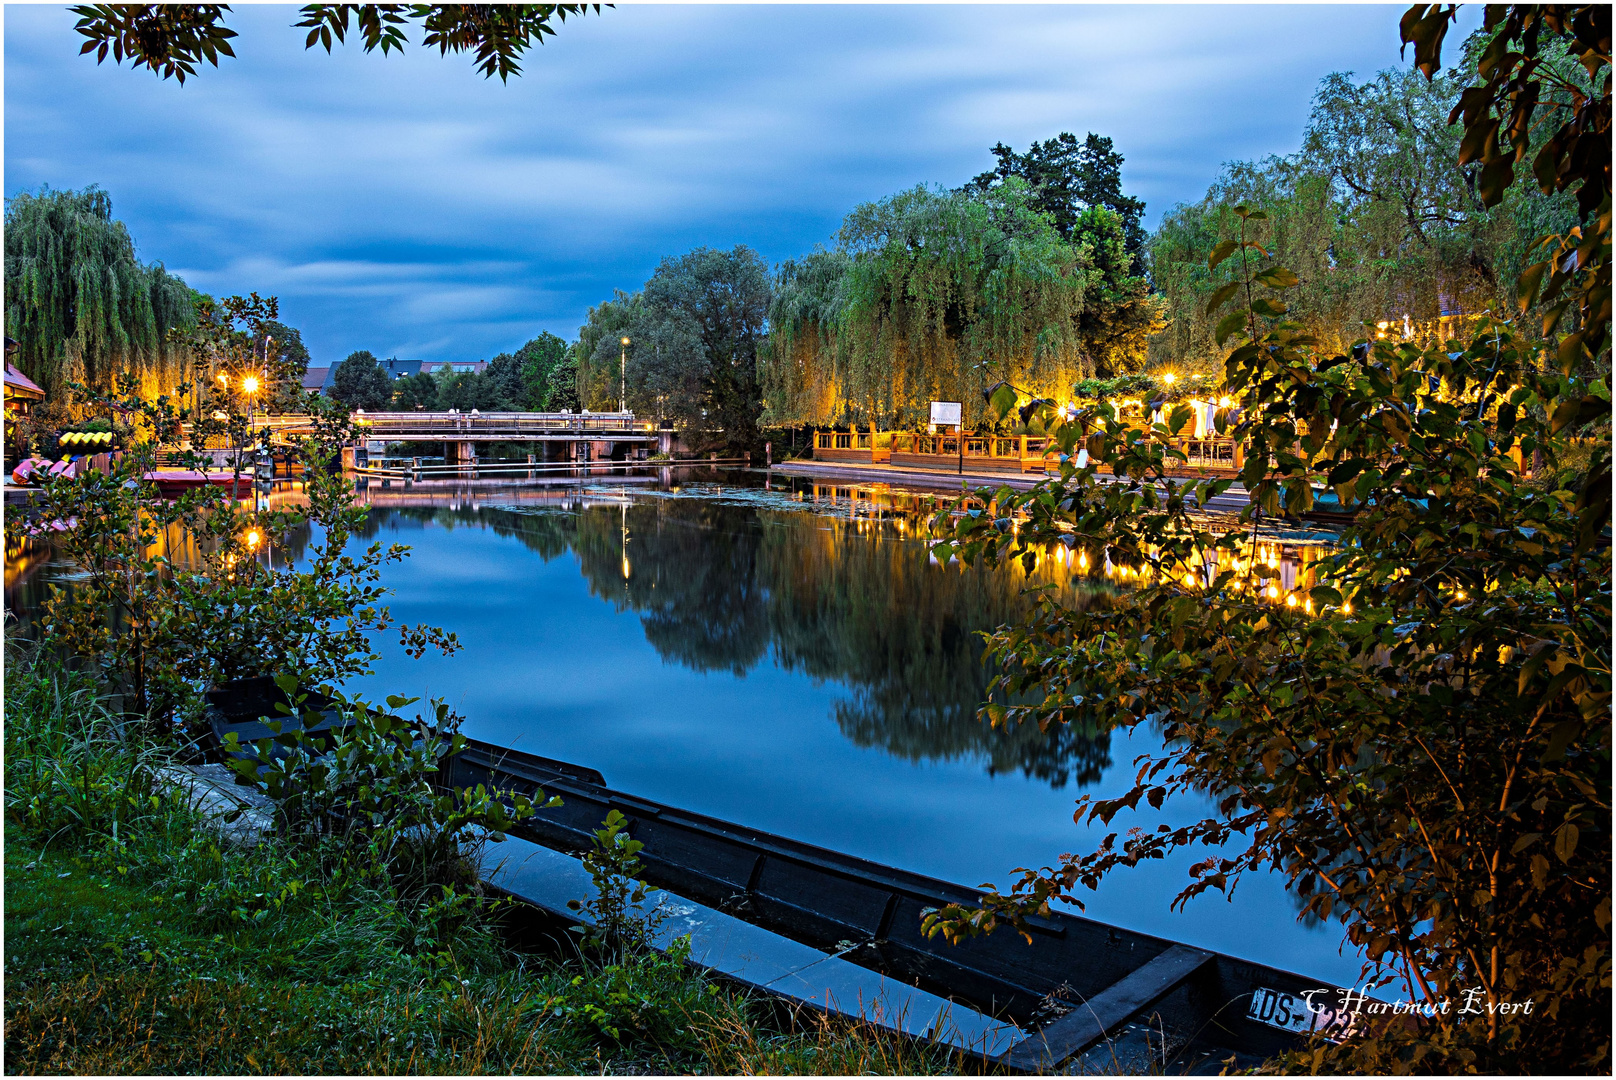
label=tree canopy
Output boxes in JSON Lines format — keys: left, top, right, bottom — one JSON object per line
{"left": 514, "top": 330, "right": 570, "bottom": 410}
{"left": 967, "top": 131, "right": 1149, "bottom": 259}
{"left": 4, "top": 185, "right": 195, "bottom": 400}
{"left": 70, "top": 3, "right": 605, "bottom": 84}
{"left": 764, "top": 179, "right": 1164, "bottom": 429}
{"left": 1146, "top": 57, "right": 1586, "bottom": 372}
{"left": 330, "top": 350, "right": 392, "bottom": 410}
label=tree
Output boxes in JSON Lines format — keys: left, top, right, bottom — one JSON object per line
{"left": 919, "top": 6, "right": 1610, "bottom": 1071}
{"left": 515, "top": 330, "right": 570, "bottom": 410}
{"left": 641, "top": 245, "right": 772, "bottom": 447}
{"left": 330, "top": 350, "right": 392, "bottom": 410}
{"left": 437, "top": 370, "right": 509, "bottom": 412}
{"left": 767, "top": 181, "right": 1093, "bottom": 428}
{"left": 967, "top": 132, "right": 1149, "bottom": 260}
{"left": 70, "top": 3, "right": 605, "bottom": 84}
{"left": 573, "top": 291, "right": 643, "bottom": 411}
{"left": 1070, "top": 207, "right": 1168, "bottom": 377}
{"left": 4, "top": 185, "right": 195, "bottom": 400}
{"left": 1146, "top": 60, "right": 1587, "bottom": 374}
{"left": 261, "top": 319, "right": 311, "bottom": 413}
{"left": 392, "top": 370, "right": 439, "bottom": 411}
{"left": 484, "top": 351, "right": 526, "bottom": 408}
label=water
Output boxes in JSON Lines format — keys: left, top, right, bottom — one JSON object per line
{"left": 4, "top": 466, "right": 1360, "bottom": 986}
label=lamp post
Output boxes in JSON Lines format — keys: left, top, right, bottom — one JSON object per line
{"left": 619, "top": 336, "right": 630, "bottom": 414}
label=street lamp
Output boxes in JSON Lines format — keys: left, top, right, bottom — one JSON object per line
{"left": 619, "top": 336, "right": 630, "bottom": 414}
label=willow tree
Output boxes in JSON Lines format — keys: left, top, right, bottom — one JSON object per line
{"left": 763, "top": 248, "right": 852, "bottom": 426}
{"left": 1148, "top": 60, "right": 1584, "bottom": 371}
{"left": 5, "top": 186, "right": 195, "bottom": 400}
{"left": 767, "top": 181, "right": 1102, "bottom": 430}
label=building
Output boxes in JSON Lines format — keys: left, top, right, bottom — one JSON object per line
{"left": 314, "top": 357, "right": 427, "bottom": 395}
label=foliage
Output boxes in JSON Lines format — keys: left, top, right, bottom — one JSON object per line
{"left": 437, "top": 369, "right": 512, "bottom": 412}
{"left": 3, "top": 653, "right": 965, "bottom": 1075}
{"left": 920, "top": 182, "right": 1609, "bottom": 1070}
{"left": 1402, "top": 3, "right": 1610, "bottom": 377}
{"left": 392, "top": 369, "right": 440, "bottom": 411}
{"left": 330, "top": 349, "right": 393, "bottom": 410}
{"left": 224, "top": 681, "right": 548, "bottom": 917}
{"left": 567, "top": 809, "right": 659, "bottom": 960}
{"left": 765, "top": 180, "right": 1164, "bottom": 428}
{"left": 572, "top": 289, "right": 642, "bottom": 412}
{"left": 70, "top": 3, "right": 605, "bottom": 84}
{"left": 966, "top": 130, "right": 1149, "bottom": 259}
{"left": 31, "top": 369, "right": 457, "bottom": 724}
{"left": 1146, "top": 59, "right": 1585, "bottom": 372}
{"left": 514, "top": 330, "right": 571, "bottom": 410}
{"left": 4, "top": 184, "right": 195, "bottom": 401}
{"left": 641, "top": 245, "right": 771, "bottom": 445}
{"left": 261, "top": 319, "right": 312, "bottom": 412}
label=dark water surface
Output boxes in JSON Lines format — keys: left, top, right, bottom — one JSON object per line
{"left": 5, "top": 466, "right": 1359, "bottom": 986}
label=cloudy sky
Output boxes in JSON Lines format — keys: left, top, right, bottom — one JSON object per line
{"left": 5, "top": 3, "right": 1470, "bottom": 366}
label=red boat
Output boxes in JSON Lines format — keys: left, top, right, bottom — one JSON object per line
{"left": 143, "top": 470, "right": 255, "bottom": 496}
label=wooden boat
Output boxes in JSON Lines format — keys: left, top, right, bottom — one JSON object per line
{"left": 202, "top": 679, "right": 1362, "bottom": 1071}
{"left": 448, "top": 738, "right": 1361, "bottom": 1071}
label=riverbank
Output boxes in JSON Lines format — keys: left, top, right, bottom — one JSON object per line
{"left": 770, "top": 458, "right": 1255, "bottom": 513}
{"left": 1, "top": 655, "right": 972, "bottom": 1076}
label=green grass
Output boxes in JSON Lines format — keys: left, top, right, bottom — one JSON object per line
{"left": 3, "top": 656, "right": 979, "bottom": 1075}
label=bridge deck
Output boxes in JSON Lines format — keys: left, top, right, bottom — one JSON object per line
{"left": 244, "top": 411, "right": 662, "bottom": 442}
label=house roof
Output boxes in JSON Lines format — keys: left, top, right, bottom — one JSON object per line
{"left": 4, "top": 363, "right": 45, "bottom": 400}
{"left": 302, "top": 366, "right": 330, "bottom": 391}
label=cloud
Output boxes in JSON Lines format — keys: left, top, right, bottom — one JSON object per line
{"left": 5, "top": 3, "right": 1468, "bottom": 365}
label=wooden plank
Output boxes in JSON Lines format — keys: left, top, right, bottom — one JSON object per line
{"left": 998, "top": 944, "right": 1214, "bottom": 1073}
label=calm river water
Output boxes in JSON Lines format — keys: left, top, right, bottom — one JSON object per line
{"left": 5, "top": 465, "right": 1358, "bottom": 986}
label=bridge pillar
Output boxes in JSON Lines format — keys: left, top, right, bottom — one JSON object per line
{"left": 658, "top": 430, "right": 675, "bottom": 456}
{"left": 445, "top": 441, "right": 476, "bottom": 466}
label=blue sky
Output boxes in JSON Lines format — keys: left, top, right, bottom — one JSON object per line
{"left": 5, "top": 4, "right": 1468, "bottom": 366}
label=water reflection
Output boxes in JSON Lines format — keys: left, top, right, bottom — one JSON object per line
{"left": 369, "top": 484, "right": 1118, "bottom": 788}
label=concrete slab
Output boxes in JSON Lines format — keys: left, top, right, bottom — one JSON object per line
{"left": 475, "top": 833, "right": 1024, "bottom": 1058}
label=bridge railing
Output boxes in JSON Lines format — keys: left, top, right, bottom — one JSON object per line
{"left": 235, "top": 411, "right": 657, "bottom": 437}
{"left": 353, "top": 411, "right": 655, "bottom": 436}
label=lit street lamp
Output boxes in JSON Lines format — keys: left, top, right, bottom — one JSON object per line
{"left": 619, "top": 336, "right": 630, "bottom": 414}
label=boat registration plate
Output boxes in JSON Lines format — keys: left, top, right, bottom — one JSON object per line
{"left": 1247, "top": 987, "right": 1359, "bottom": 1041}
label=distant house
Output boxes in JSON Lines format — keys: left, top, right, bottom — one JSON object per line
{"left": 314, "top": 357, "right": 427, "bottom": 396}
{"left": 430, "top": 360, "right": 489, "bottom": 376}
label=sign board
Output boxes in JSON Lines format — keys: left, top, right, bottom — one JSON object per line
{"left": 929, "top": 401, "right": 962, "bottom": 428}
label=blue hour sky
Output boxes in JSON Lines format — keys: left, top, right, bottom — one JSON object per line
{"left": 4, "top": 4, "right": 1474, "bottom": 366}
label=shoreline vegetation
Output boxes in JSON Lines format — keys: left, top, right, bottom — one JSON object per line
{"left": 2, "top": 650, "right": 976, "bottom": 1076}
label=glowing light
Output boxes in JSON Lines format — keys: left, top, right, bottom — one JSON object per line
{"left": 1266, "top": 585, "right": 1279, "bottom": 599}
{"left": 1218, "top": 396, "right": 1233, "bottom": 407}
{"left": 1285, "top": 594, "right": 1298, "bottom": 607}
{"left": 245, "top": 530, "right": 261, "bottom": 549}
{"left": 242, "top": 375, "right": 259, "bottom": 395}
{"left": 1342, "top": 602, "right": 1353, "bottom": 614}
{"left": 216, "top": 374, "right": 227, "bottom": 384}
{"left": 1162, "top": 372, "right": 1177, "bottom": 385}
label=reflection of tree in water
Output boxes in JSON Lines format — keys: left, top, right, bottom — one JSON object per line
{"left": 559, "top": 495, "right": 1115, "bottom": 789}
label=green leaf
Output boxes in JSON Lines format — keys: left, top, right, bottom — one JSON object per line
{"left": 1203, "top": 282, "right": 1241, "bottom": 316}
{"left": 1250, "top": 297, "right": 1288, "bottom": 318}
{"left": 1214, "top": 310, "right": 1248, "bottom": 346}
{"left": 1309, "top": 585, "right": 1343, "bottom": 606}
{"left": 1253, "top": 267, "right": 1300, "bottom": 288}
{"left": 1207, "top": 241, "right": 1238, "bottom": 271}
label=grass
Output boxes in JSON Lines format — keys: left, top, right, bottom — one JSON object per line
{"left": 3, "top": 655, "right": 981, "bottom": 1075}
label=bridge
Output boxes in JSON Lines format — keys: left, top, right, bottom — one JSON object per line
{"left": 248, "top": 410, "right": 672, "bottom": 463}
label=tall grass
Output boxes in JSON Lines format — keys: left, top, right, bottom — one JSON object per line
{"left": 4, "top": 652, "right": 986, "bottom": 1075}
